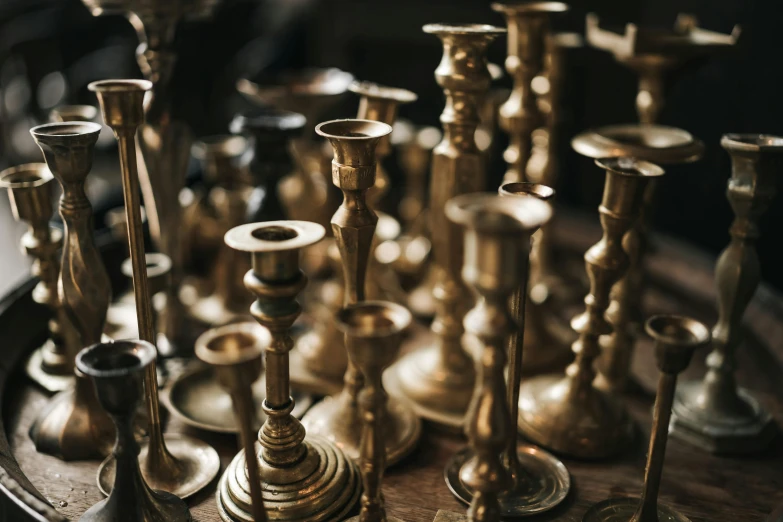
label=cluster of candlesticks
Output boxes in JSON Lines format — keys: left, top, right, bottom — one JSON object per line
{"left": 1, "top": 1, "right": 775, "bottom": 522}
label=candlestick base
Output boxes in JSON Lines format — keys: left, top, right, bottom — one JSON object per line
{"left": 582, "top": 497, "right": 691, "bottom": 522}
{"left": 433, "top": 510, "right": 467, "bottom": 522}
{"left": 445, "top": 444, "right": 570, "bottom": 516}
{"left": 25, "top": 343, "right": 74, "bottom": 393}
{"left": 670, "top": 380, "right": 776, "bottom": 454}
{"left": 517, "top": 374, "right": 634, "bottom": 459}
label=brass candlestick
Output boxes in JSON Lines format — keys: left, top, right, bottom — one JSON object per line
{"left": 672, "top": 134, "right": 783, "bottom": 454}
{"left": 388, "top": 23, "right": 504, "bottom": 430}
{"left": 195, "top": 323, "right": 271, "bottom": 522}
{"left": 583, "top": 315, "right": 710, "bottom": 522}
{"left": 0, "top": 164, "right": 78, "bottom": 393}
{"left": 340, "top": 301, "right": 412, "bottom": 522}
{"left": 492, "top": 1, "right": 568, "bottom": 184}
{"left": 28, "top": 121, "right": 114, "bottom": 461}
{"left": 586, "top": 13, "right": 740, "bottom": 124}
{"left": 350, "top": 81, "right": 417, "bottom": 207}
{"left": 443, "top": 193, "right": 568, "bottom": 518}
{"left": 518, "top": 157, "right": 664, "bottom": 458}
{"left": 302, "top": 119, "right": 421, "bottom": 464}
{"left": 90, "top": 79, "right": 219, "bottom": 499}
{"left": 572, "top": 124, "right": 704, "bottom": 392}
{"left": 76, "top": 340, "right": 191, "bottom": 522}
{"left": 218, "top": 220, "right": 360, "bottom": 521}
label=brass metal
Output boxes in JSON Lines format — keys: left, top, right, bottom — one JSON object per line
{"left": 28, "top": 121, "right": 115, "bottom": 461}
{"left": 433, "top": 511, "right": 468, "bottom": 522}
{"left": 50, "top": 105, "right": 99, "bottom": 123}
{"left": 492, "top": 2, "right": 568, "bottom": 184}
{"left": 572, "top": 124, "right": 704, "bottom": 393}
{"left": 443, "top": 193, "right": 569, "bottom": 518}
{"left": 672, "top": 134, "right": 783, "bottom": 454}
{"left": 582, "top": 314, "right": 709, "bottom": 522}
{"left": 90, "top": 79, "right": 219, "bottom": 499}
{"left": 517, "top": 157, "right": 664, "bottom": 459}
{"left": 76, "top": 340, "right": 191, "bottom": 522}
{"left": 586, "top": 13, "right": 740, "bottom": 123}
{"left": 218, "top": 220, "right": 360, "bottom": 521}
{"left": 340, "top": 301, "right": 413, "bottom": 522}
{"left": 0, "top": 163, "right": 78, "bottom": 393}
{"left": 194, "top": 323, "right": 271, "bottom": 522}
{"left": 387, "top": 23, "right": 505, "bottom": 430}
{"left": 349, "top": 81, "right": 417, "bottom": 206}
{"left": 303, "top": 119, "right": 420, "bottom": 464}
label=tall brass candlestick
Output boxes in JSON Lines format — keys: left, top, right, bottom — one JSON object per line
{"left": 0, "top": 164, "right": 78, "bottom": 393}
{"left": 492, "top": 2, "right": 568, "bottom": 184}
{"left": 388, "top": 23, "right": 505, "bottom": 430}
{"left": 28, "top": 122, "right": 114, "bottom": 461}
{"left": 341, "top": 301, "right": 412, "bottom": 522}
{"left": 672, "top": 134, "right": 783, "bottom": 454}
{"left": 90, "top": 79, "right": 219, "bottom": 499}
{"left": 303, "top": 119, "right": 420, "bottom": 464}
{"left": 583, "top": 315, "right": 709, "bottom": 522}
{"left": 518, "top": 158, "right": 664, "bottom": 459}
{"left": 219, "top": 220, "right": 360, "bottom": 521}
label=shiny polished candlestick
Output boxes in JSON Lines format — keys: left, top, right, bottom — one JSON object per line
{"left": 219, "top": 220, "right": 360, "bottom": 521}
{"left": 303, "top": 119, "right": 420, "bottom": 464}
{"left": 341, "top": 301, "right": 412, "bottom": 522}
{"left": 28, "top": 121, "right": 114, "bottom": 461}
{"left": 518, "top": 157, "right": 664, "bottom": 458}
{"left": 0, "top": 164, "right": 78, "bottom": 393}
{"left": 389, "top": 23, "right": 505, "bottom": 430}
{"left": 90, "top": 79, "right": 219, "bottom": 499}
{"left": 672, "top": 134, "right": 783, "bottom": 454}
{"left": 492, "top": 2, "right": 568, "bottom": 184}
{"left": 195, "top": 323, "right": 271, "bottom": 522}
{"left": 444, "top": 194, "right": 568, "bottom": 518}
{"left": 77, "top": 340, "right": 191, "bottom": 522}
{"left": 583, "top": 315, "right": 709, "bottom": 522}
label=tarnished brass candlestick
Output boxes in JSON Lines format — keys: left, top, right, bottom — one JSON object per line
{"left": 218, "top": 220, "right": 360, "bottom": 521}
{"left": 195, "top": 323, "right": 271, "bottom": 522}
{"left": 28, "top": 121, "right": 114, "bottom": 461}
{"left": 492, "top": 2, "right": 568, "bottom": 184}
{"left": 672, "top": 134, "right": 783, "bottom": 454}
{"left": 583, "top": 315, "right": 709, "bottom": 522}
{"left": 0, "top": 164, "right": 78, "bottom": 393}
{"left": 340, "top": 301, "right": 412, "bottom": 522}
{"left": 444, "top": 193, "right": 568, "bottom": 518}
{"left": 77, "top": 340, "right": 191, "bottom": 522}
{"left": 518, "top": 157, "right": 664, "bottom": 458}
{"left": 90, "top": 79, "right": 219, "bottom": 499}
{"left": 388, "top": 23, "right": 504, "bottom": 430}
{"left": 586, "top": 13, "right": 740, "bottom": 124}
{"left": 350, "top": 81, "right": 417, "bottom": 207}
{"left": 303, "top": 119, "right": 420, "bottom": 464}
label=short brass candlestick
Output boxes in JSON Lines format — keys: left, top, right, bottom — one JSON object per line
{"left": 583, "top": 315, "right": 710, "bottom": 522}
{"left": 218, "top": 220, "right": 360, "bottom": 521}
{"left": 492, "top": 2, "right": 568, "bottom": 184}
{"left": 195, "top": 323, "right": 271, "bottom": 522}
{"left": 443, "top": 193, "right": 569, "bottom": 518}
{"left": 518, "top": 157, "right": 664, "bottom": 459}
{"left": 28, "top": 121, "right": 114, "bottom": 461}
{"left": 350, "top": 81, "right": 417, "bottom": 207}
{"left": 0, "top": 163, "right": 78, "bottom": 393}
{"left": 90, "top": 79, "right": 219, "bottom": 499}
{"left": 672, "top": 134, "right": 783, "bottom": 454}
{"left": 76, "top": 340, "right": 191, "bottom": 522}
{"left": 340, "top": 301, "right": 412, "bottom": 522}
{"left": 388, "top": 23, "right": 505, "bottom": 430}
{"left": 303, "top": 119, "right": 421, "bottom": 464}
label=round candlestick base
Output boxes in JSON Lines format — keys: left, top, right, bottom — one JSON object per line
{"left": 582, "top": 497, "right": 691, "bottom": 522}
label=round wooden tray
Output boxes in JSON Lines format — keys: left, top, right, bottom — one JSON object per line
{"left": 1, "top": 212, "right": 782, "bottom": 522}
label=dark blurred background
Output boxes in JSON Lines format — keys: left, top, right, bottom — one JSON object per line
{"left": 0, "top": 0, "right": 781, "bottom": 294}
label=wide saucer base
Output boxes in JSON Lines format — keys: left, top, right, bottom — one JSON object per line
{"left": 444, "top": 444, "right": 570, "bottom": 516}
{"left": 98, "top": 433, "right": 220, "bottom": 499}
{"left": 582, "top": 497, "right": 691, "bottom": 522}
